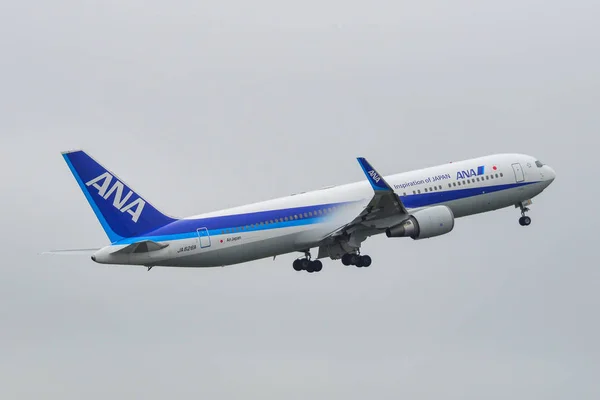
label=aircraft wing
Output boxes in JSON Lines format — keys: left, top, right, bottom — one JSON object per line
{"left": 324, "top": 157, "right": 409, "bottom": 239}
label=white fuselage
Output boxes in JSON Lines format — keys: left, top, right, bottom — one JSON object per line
{"left": 92, "top": 153, "right": 556, "bottom": 267}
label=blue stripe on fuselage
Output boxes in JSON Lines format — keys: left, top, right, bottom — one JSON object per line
{"left": 115, "top": 202, "right": 353, "bottom": 244}
{"left": 113, "top": 181, "right": 538, "bottom": 245}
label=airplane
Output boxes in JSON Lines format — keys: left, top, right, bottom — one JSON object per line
{"left": 49, "top": 150, "right": 555, "bottom": 272}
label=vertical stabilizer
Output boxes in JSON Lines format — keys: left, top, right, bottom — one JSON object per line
{"left": 62, "top": 150, "right": 177, "bottom": 243}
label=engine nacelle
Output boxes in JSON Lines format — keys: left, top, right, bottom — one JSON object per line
{"left": 385, "top": 205, "right": 455, "bottom": 240}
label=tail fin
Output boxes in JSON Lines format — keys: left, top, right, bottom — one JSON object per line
{"left": 62, "top": 150, "right": 177, "bottom": 243}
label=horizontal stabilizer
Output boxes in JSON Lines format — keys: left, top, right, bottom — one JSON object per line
{"left": 42, "top": 248, "right": 100, "bottom": 256}
{"left": 111, "top": 240, "right": 169, "bottom": 255}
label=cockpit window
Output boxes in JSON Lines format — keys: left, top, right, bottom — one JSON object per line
{"left": 535, "top": 160, "right": 544, "bottom": 168}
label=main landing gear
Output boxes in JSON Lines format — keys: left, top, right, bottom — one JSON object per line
{"left": 518, "top": 201, "right": 532, "bottom": 227}
{"left": 341, "top": 253, "right": 372, "bottom": 268}
{"left": 293, "top": 251, "right": 323, "bottom": 273}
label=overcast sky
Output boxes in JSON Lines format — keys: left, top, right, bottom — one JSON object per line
{"left": 1, "top": 1, "right": 598, "bottom": 398}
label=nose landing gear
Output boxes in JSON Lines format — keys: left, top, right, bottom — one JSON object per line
{"left": 517, "top": 201, "right": 532, "bottom": 226}
{"left": 519, "top": 216, "right": 532, "bottom": 226}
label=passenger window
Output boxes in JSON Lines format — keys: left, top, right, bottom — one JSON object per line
{"left": 403, "top": 192, "right": 407, "bottom": 196}
{"left": 308, "top": 212, "right": 313, "bottom": 217}
{"left": 457, "top": 181, "right": 461, "bottom": 186}
{"left": 303, "top": 213, "right": 308, "bottom": 218}
{"left": 500, "top": 173, "right": 503, "bottom": 177}
{"left": 495, "top": 173, "right": 499, "bottom": 178}
{"left": 486, "top": 176, "right": 489, "bottom": 180}
{"left": 327, "top": 208, "right": 332, "bottom": 213}
{"left": 413, "top": 190, "right": 416, "bottom": 194}
{"left": 418, "top": 190, "right": 421, "bottom": 194}
{"left": 448, "top": 184, "right": 452, "bottom": 188}
{"left": 453, "top": 182, "right": 456, "bottom": 187}
{"left": 318, "top": 210, "right": 322, "bottom": 215}
{"left": 424, "top": 188, "right": 428, "bottom": 193}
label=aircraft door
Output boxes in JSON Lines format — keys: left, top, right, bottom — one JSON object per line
{"left": 512, "top": 163, "right": 525, "bottom": 183}
{"left": 197, "top": 227, "right": 211, "bottom": 248}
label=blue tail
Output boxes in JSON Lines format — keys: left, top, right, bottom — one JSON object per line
{"left": 62, "top": 150, "right": 177, "bottom": 243}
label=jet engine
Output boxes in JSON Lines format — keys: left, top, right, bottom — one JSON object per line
{"left": 385, "top": 206, "right": 455, "bottom": 240}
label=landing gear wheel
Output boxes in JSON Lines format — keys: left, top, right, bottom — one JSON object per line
{"left": 519, "top": 216, "right": 532, "bottom": 226}
{"left": 312, "top": 260, "right": 323, "bottom": 272}
{"left": 293, "top": 259, "right": 303, "bottom": 271}
{"left": 360, "top": 255, "right": 372, "bottom": 267}
{"left": 341, "top": 254, "right": 353, "bottom": 266}
{"left": 300, "top": 259, "right": 311, "bottom": 270}
{"left": 349, "top": 254, "right": 360, "bottom": 266}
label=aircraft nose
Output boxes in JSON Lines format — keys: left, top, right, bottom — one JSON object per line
{"left": 544, "top": 165, "right": 556, "bottom": 183}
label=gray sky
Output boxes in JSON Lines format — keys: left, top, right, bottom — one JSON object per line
{"left": 1, "top": 0, "right": 598, "bottom": 398}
